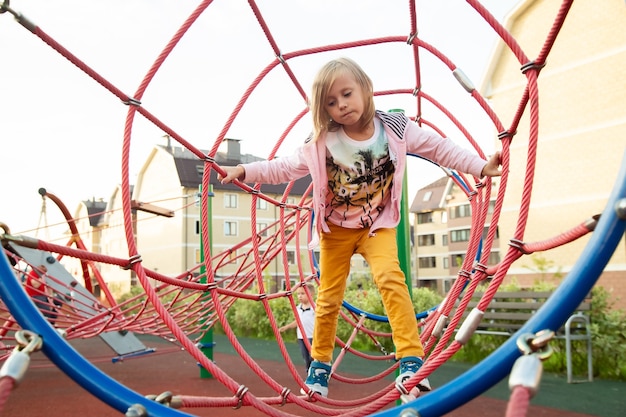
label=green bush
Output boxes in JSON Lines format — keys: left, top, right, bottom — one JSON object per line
{"left": 224, "top": 295, "right": 291, "bottom": 339}
{"left": 220, "top": 282, "right": 444, "bottom": 356}
{"left": 587, "top": 286, "right": 626, "bottom": 379}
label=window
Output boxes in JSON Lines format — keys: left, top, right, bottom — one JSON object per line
{"left": 257, "top": 222, "right": 268, "bottom": 237}
{"left": 441, "top": 211, "right": 448, "bottom": 224}
{"left": 417, "top": 234, "right": 435, "bottom": 246}
{"left": 417, "top": 212, "right": 433, "bottom": 224}
{"left": 282, "top": 279, "right": 297, "bottom": 290}
{"left": 482, "top": 226, "right": 499, "bottom": 240}
{"left": 452, "top": 254, "right": 465, "bottom": 267}
{"left": 450, "top": 204, "right": 471, "bottom": 219}
{"left": 195, "top": 220, "right": 200, "bottom": 235}
{"left": 286, "top": 251, "right": 295, "bottom": 265}
{"left": 418, "top": 257, "right": 436, "bottom": 268}
{"left": 450, "top": 229, "right": 471, "bottom": 242}
{"left": 224, "top": 194, "right": 237, "bottom": 208}
{"left": 487, "top": 251, "right": 501, "bottom": 265}
{"left": 442, "top": 234, "right": 448, "bottom": 246}
{"left": 256, "top": 198, "right": 268, "bottom": 210}
{"left": 442, "top": 256, "right": 449, "bottom": 269}
{"left": 224, "top": 221, "right": 237, "bottom": 236}
{"left": 195, "top": 249, "right": 201, "bottom": 264}
{"left": 422, "top": 191, "right": 433, "bottom": 201}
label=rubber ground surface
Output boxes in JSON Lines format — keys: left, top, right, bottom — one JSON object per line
{"left": 1, "top": 334, "right": 621, "bottom": 416}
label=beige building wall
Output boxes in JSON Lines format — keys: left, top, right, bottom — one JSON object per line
{"left": 133, "top": 147, "right": 186, "bottom": 277}
{"left": 482, "top": 0, "right": 626, "bottom": 308}
{"left": 211, "top": 191, "right": 311, "bottom": 290}
{"left": 99, "top": 185, "right": 134, "bottom": 297}
{"left": 68, "top": 202, "right": 99, "bottom": 286}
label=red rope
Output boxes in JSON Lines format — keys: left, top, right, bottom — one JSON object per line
{"left": 505, "top": 386, "right": 532, "bottom": 417}
{"left": 0, "top": 377, "right": 16, "bottom": 414}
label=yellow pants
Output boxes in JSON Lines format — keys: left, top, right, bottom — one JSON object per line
{"left": 311, "top": 223, "right": 425, "bottom": 363}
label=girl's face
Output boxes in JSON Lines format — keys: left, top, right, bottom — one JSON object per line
{"left": 324, "top": 72, "right": 365, "bottom": 130}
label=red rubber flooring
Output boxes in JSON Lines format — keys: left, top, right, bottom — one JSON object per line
{"left": 0, "top": 336, "right": 609, "bottom": 417}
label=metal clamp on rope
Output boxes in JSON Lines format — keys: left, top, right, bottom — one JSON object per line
{"left": 0, "top": 330, "right": 43, "bottom": 385}
{"left": 395, "top": 379, "right": 410, "bottom": 396}
{"left": 1, "top": 1, "right": 37, "bottom": 32}
{"left": 498, "top": 130, "right": 516, "bottom": 140}
{"left": 122, "top": 254, "right": 142, "bottom": 270}
{"left": 473, "top": 262, "right": 487, "bottom": 274}
{"left": 123, "top": 97, "right": 142, "bottom": 106}
{"left": 125, "top": 403, "right": 147, "bottom": 417}
{"left": 433, "top": 314, "right": 448, "bottom": 338}
{"left": 145, "top": 391, "right": 179, "bottom": 408}
{"left": 452, "top": 68, "right": 475, "bottom": 93}
{"left": 0, "top": 232, "right": 39, "bottom": 249}
{"left": 279, "top": 387, "right": 290, "bottom": 406}
{"left": 406, "top": 31, "right": 417, "bottom": 45}
{"left": 508, "top": 330, "right": 554, "bottom": 398}
{"left": 520, "top": 60, "right": 546, "bottom": 74}
{"left": 509, "top": 238, "right": 531, "bottom": 255}
{"left": 455, "top": 307, "right": 484, "bottom": 345}
{"left": 233, "top": 385, "right": 248, "bottom": 409}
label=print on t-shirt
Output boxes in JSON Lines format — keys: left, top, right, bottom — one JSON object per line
{"left": 325, "top": 126, "right": 395, "bottom": 228}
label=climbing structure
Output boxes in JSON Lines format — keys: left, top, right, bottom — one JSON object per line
{"left": 1, "top": 1, "right": 625, "bottom": 416}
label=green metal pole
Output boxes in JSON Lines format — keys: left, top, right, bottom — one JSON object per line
{"left": 397, "top": 169, "right": 413, "bottom": 296}
{"left": 199, "top": 184, "right": 214, "bottom": 378}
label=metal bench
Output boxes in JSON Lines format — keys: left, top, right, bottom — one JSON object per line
{"left": 463, "top": 291, "right": 593, "bottom": 383}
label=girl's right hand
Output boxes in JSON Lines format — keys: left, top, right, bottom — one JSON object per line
{"left": 218, "top": 165, "right": 245, "bottom": 184}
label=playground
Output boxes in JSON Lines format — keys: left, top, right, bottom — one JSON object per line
{"left": 1, "top": 1, "right": 625, "bottom": 416}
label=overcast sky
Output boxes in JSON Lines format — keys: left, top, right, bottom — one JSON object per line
{"left": 0, "top": 0, "right": 518, "bottom": 238}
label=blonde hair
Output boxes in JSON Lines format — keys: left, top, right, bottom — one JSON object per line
{"left": 298, "top": 282, "right": 316, "bottom": 294}
{"left": 309, "top": 57, "right": 376, "bottom": 142}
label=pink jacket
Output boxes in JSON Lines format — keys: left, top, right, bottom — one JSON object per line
{"left": 242, "top": 111, "right": 486, "bottom": 248}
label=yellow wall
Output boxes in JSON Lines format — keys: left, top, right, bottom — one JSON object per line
{"left": 485, "top": 0, "right": 626, "bottom": 308}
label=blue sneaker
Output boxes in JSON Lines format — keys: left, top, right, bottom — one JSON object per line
{"left": 304, "top": 360, "right": 331, "bottom": 397}
{"left": 395, "top": 356, "right": 431, "bottom": 392}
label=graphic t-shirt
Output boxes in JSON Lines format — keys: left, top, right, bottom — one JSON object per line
{"left": 324, "top": 120, "right": 395, "bottom": 229}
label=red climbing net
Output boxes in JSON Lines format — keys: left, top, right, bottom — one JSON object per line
{"left": 0, "top": 1, "right": 592, "bottom": 416}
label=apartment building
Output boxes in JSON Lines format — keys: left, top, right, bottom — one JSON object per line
{"left": 411, "top": 177, "right": 500, "bottom": 295}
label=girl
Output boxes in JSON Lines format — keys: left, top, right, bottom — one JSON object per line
{"left": 219, "top": 57, "right": 501, "bottom": 397}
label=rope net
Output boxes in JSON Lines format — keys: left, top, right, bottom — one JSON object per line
{"left": 1, "top": 1, "right": 615, "bottom": 416}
